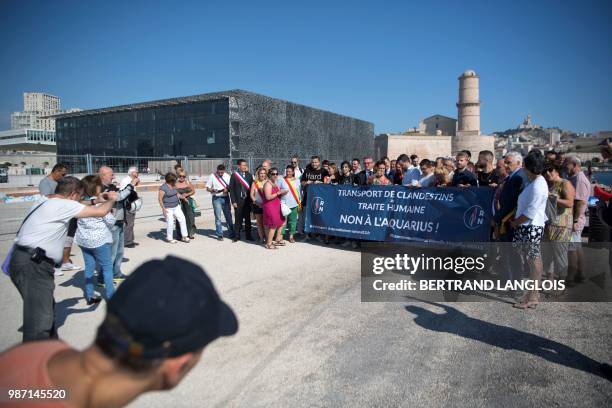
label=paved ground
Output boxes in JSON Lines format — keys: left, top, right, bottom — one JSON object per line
{"left": 0, "top": 191, "right": 611, "bottom": 407}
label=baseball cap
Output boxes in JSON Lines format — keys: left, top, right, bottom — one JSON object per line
{"left": 104, "top": 256, "right": 238, "bottom": 359}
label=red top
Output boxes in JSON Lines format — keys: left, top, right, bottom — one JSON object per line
{"left": 594, "top": 185, "right": 612, "bottom": 201}
{"left": 0, "top": 340, "right": 75, "bottom": 408}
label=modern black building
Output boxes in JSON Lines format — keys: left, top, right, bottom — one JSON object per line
{"left": 55, "top": 90, "right": 374, "bottom": 161}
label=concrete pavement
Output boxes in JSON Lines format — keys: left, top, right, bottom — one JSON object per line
{"left": 0, "top": 191, "right": 610, "bottom": 407}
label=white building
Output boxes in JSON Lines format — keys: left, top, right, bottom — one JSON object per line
{"left": 10, "top": 92, "right": 81, "bottom": 131}
{"left": 0, "top": 128, "right": 56, "bottom": 152}
{"left": 24, "top": 92, "right": 60, "bottom": 112}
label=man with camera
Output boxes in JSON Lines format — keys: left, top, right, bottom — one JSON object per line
{"left": 8, "top": 176, "right": 117, "bottom": 342}
{"left": 98, "top": 166, "right": 140, "bottom": 284}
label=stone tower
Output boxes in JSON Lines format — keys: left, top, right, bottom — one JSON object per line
{"left": 452, "top": 69, "right": 494, "bottom": 155}
{"left": 456, "top": 69, "right": 480, "bottom": 135}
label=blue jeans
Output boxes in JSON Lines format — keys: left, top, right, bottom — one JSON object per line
{"left": 212, "top": 196, "right": 235, "bottom": 237}
{"left": 110, "top": 223, "right": 124, "bottom": 277}
{"left": 81, "top": 244, "right": 114, "bottom": 300}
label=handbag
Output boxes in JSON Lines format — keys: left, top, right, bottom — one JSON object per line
{"left": 280, "top": 201, "right": 292, "bottom": 217}
{"left": 188, "top": 197, "right": 201, "bottom": 217}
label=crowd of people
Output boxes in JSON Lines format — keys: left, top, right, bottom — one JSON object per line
{"left": 198, "top": 150, "right": 594, "bottom": 310}
{"left": 1, "top": 147, "right": 609, "bottom": 406}
{"left": 1, "top": 148, "right": 596, "bottom": 344}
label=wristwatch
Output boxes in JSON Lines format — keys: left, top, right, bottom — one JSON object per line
{"left": 90, "top": 198, "right": 96, "bottom": 205}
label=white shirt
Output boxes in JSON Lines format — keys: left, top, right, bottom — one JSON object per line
{"left": 119, "top": 175, "right": 132, "bottom": 190}
{"left": 206, "top": 172, "right": 231, "bottom": 197}
{"left": 75, "top": 209, "right": 115, "bottom": 249}
{"left": 402, "top": 166, "right": 422, "bottom": 186}
{"left": 16, "top": 197, "right": 85, "bottom": 263}
{"left": 516, "top": 175, "right": 548, "bottom": 227}
{"left": 277, "top": 176, "right": 301, "bottom": 209}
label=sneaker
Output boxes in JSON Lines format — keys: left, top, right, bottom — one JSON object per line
{"left": 181, "top": 237, "right": 190, "bottom": 243}
{"left": 113, "top": 274, "right": 128, "bottom": 284}
{"left": 217, "top": 236, "right": 224, "bottom": 241}
{"left": 61, "top": 262, "right": 82, "bottom": 271}
{"left": 54, "top": 269, "right": 64, "bottom": 277}
{"left": 86, "top": 296, "right": 102, "bottom": 306}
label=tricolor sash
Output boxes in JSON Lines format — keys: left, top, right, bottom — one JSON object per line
{"left": 255, "top": 180, "right": 265, "bottom": 202}
{"left": 234, "top": 172, "right": 251, "bottom": 190}
{"left": 214, "top": 173, "right": 228, "bottom": 189}
{"left": 285, "top": 177, "right": 301, "bottom": 210}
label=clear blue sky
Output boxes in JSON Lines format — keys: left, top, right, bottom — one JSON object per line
{"left": 1, "top": 0, "right": 610, "bottom": 134}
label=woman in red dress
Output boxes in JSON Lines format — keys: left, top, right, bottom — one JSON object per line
{"left": 263, "top": 168, "right": 288, "bottom": 249}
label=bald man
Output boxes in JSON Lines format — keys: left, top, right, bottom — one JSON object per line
{"left": 98, "top": 166, "right": 140, "bottom": 283}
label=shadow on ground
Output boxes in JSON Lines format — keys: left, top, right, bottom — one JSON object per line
{"left": 405, "top": 301, "right": 611, "bottom": 381}
{"left": 55, "top": 296, "right": 99, "bottom": 330}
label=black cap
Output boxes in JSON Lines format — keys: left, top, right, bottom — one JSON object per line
{"left": 105, "top": 256, "right": 238, "bottom": 359}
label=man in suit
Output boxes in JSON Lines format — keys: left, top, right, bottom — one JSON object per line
{"left": 229, "top": 159, "right": 254, "bottom": 242}
{"left": 356, "top": 156, "right": 375, "bottom": 186}
{"left": 494, "top": 151, "right": 529, "bottom": 284}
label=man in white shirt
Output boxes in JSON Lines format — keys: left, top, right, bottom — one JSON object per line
{"left": 400, "top": 154, "right": 421, "bottom": 186}
{"left": 418, "top": 159, "right": 435, "bottom": 187}
{"left": 285, "top": 155, "right": 304, "bottom": 179}
{"left": 9, "top": 176, "right": 117, "bottom": 342}
{"left": 120, "top": 167, "right": 139, "bottom": 248}
{"left": 206, "top": 164, "right": 235, "bottom": 241}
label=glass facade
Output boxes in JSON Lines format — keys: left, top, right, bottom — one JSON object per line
{"left": 56, "top": 99, "right": 229, "bottom": 157}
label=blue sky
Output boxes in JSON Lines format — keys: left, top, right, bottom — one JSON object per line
{"left": 0, "top": 0, "right": 610, "bottom": 134}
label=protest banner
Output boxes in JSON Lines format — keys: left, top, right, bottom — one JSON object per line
{"left": 304, "top": 185, "right": 495, "bottom": 242}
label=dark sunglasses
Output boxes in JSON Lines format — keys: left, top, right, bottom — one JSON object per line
{"left": 270, "top": 172, "right": 279, "bottom": 176}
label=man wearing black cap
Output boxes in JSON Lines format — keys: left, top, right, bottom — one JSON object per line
{"left": 0, "top": 256, "right": 238, "bottom": 408}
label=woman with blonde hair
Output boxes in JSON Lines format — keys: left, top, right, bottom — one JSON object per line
{"left": 433, "top": 168, "right": 450, "bottom": 187}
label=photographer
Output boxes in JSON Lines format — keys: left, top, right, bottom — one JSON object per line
{"left": 8, "top": 176, "right": 117, "bottom": 342}
{"left": 98, "top": 166, "right": 140, "bottom": 284}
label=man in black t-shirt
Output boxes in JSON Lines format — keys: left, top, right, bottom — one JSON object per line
{"left": 301, "top": 156, "right": 330, "bottom": 187}
{"left": 476, "top": 150, "right": 500, "bottom": 187}
{"left": 450, "top": 151, "right": 478, "bottom": 187}
{"left": 300, "top": 156, "right": 329, "bottom": 239}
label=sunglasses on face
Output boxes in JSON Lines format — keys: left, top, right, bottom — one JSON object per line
{"left": 271, "top": 173, "right": 278, "bottom": 176}
{"left": 504, "top": 161, "right": 512, "bottom": 164}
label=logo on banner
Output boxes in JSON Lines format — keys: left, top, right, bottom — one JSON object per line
{"left": 463, "top": 205, "right": 485, "bottom": 230}
{"left": 312, "top": 196, "right": 325, "bottom": 215}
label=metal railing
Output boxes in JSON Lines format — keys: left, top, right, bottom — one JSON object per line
{"left": 0, "top": 154, "right": 342, "bottom": 188}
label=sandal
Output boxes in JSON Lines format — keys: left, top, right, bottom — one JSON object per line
{"left": 264, "top": 244, "right": 278, "bottom": 250}
{"left": 274, "top": 240, "right": 287, "bottom": 246}
{"left": 289, "top": 237, "right": 296, "bottom": 243}
{"left": 166, "top": 239, "right": 178, "bottom": 244}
